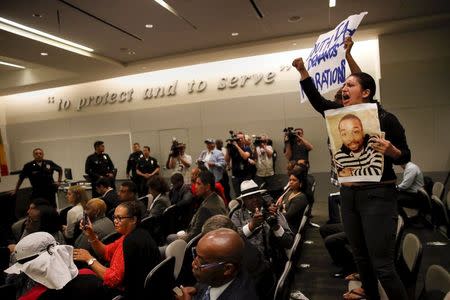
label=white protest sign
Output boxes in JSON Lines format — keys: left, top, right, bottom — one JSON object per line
{"left": 300, "top": 12, "right": 367, "bottom": 102}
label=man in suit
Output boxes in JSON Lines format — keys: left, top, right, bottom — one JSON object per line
{"left": 96, "top": 177, "right": 119, "bottom": 217}
{"left": 176, "top": 228, "right": 259, "bottom": 300}
{"left": 182, "top": 171, "right": 227, "bottom": 242}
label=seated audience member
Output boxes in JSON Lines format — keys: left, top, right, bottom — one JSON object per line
{"left": 74, "top": 198, "right": 115, "bottom": 252}
{"left": 146, "top": 175, "right": 171, "bottom": 217}
{"left": 170, "top": 173, "right": 194, "bottom": 208}
{"left": 96, "top": 177, "right": 120, "bottom": 216}
{"left": 191, "top": 167, "right": 226, "bottom": 204}
{"left": 117, "top": 181, "right": 147, "bottom": 218}
{"left": 178, "top": 171, "right": 227, "bottom": 242}
{"left": 231, "top": 180, "right": 294, "bottom": 275}
{"left": 9, "top": 204, "right": 66, "bottom": 257}
{"left": 319, "top": 222, "right": 356, "bottom": 279}
{"left": 73, "top": 201, "right": 160, "bottom": 300}
{"left": 202, "top": 215, "right": 275, "bottom": 300}
{"left": 176, "top": 228, "right": 259, "bottom": 300}
{"left": 10, "top": 198, "right": 51, "bottom": 243}
{"left": 276, "top": 167, "right": 309, "bottom": 233}
{"left": 64, "top": 185, "right": 89, "bottom": 241}
{"left": 5, "top": 232, "right": 106, "bottom": 300}
{"left": 169, "top": 173, "right": 194, "bottom": 229}
{"left": 396, "top": 161, "right": 426, "bottom": 218}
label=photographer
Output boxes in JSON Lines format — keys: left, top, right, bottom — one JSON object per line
{"left": 251, "top": 134, "right": 275, "bottom": 191}
{"left": 283, "top": 127, "right": 313, "bottom": 169}
{"left": 224, "top": 131, "right": 252, "bottom": 196}
{"left": 230, "top": 180, "right": 293, "bottom": 276}
{"left": 167, "top": 140, "right": 192, "bottom": 183}
{"left": 197, "top": 138, "right": 226, "bottom": 183}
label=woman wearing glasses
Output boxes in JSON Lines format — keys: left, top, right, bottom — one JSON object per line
{"left": 73, "top": 201, "right": 160, "bottom": 299}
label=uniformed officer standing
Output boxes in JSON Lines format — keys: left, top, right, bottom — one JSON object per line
{"left": 126, "top": 142, "right": 143, "bottom": 187}
{"left": 136, "top": 146, "right": 160, "bottom": 196}
{"left": 85, "top": 141, "right": 115, "bottom": 197}
{"left": 13, "top": 148, "right": 62, "bottom": 207}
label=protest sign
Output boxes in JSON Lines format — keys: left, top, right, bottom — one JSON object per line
{"left": 300, "top": 12, "right": 367, "bottom": 102}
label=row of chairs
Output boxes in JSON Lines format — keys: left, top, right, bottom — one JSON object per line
{"left": 273, "top": 204, "right": 311, "bottom": 300}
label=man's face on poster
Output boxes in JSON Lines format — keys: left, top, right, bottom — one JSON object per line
{"left": 338, "top": 117, "right": 364, "bottom": 152}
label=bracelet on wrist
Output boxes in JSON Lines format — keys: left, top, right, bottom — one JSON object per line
{"left": 88, "top": 235, "right": 99, "bottom": 243}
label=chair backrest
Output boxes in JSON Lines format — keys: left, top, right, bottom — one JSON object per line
{"left": 165, "top": 239, "right": 187, "bottom": 280}
{"left": 397, "top": 233, "right": 423, "bottom": 300}
{"left": 432, "top": 182, "right": 445, "bottom": 199}
{"left": 431, "top": 195, "right": 450, "bottom": 227}
{"left": 273, "top": 261, "right": 292, "bottom": 300}
{"left": 424, "top": 264, "right": 450, "bottom": 296}
{"left": 228, "top": 199, "right": 241, "bottom": 218}
{"left": 447, "top": 191, "right": 450, "bottom": 212}
{"left": 162, "top": 204, "right": 182, "bottom": 236}
{"left": 176, "top": 232, "right": 202, "bottom": 286}
{"left": 144, "top": 256, "right": 176, "bottom": 299}
{"left": 101, "top": 231, "right": 121, "bottom": 245}
{"left": 298, "top": 204, "right": 310, "bottom": 234}
{"left": 394, "top": 215, "right": 405, "bottom": 260}
{"left": 418, "top": 187, "right": 432, "bottom": 212}
{"left": 286, "top": 233, "right": 301, "bottom": 261}
{"left": 140, "top": 215, "right": 164, "bottom": 245}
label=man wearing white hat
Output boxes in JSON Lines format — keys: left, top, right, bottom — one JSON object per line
{"left": 230, "top": 180, "right": 293, "bottom": 276}
{"left": 197, "top": 138, "right": 226, "bottom": 183}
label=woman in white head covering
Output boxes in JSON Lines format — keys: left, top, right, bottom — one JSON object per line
{"left": 5, "top": 232, "right": 104, "bottom": 300}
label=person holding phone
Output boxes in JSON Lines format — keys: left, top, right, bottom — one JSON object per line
{"left": 73, "top": 201, "right": 160, "bottom": 299}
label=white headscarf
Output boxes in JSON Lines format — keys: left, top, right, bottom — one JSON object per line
{"left": 5, "top": 232, "right": 78, "bottom": 290}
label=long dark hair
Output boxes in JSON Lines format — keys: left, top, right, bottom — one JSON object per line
{"left": 350, "top": 72, "right": 376, "bottom": 101}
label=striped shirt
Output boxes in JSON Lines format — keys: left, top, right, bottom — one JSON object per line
{"left": 334, "top": 134, "right": 383, "bottom": 177}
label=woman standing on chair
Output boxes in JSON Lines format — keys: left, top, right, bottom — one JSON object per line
{"left": 292, "top": 49, "right": 410, "bottom": 299}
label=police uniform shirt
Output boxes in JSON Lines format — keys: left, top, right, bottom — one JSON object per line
{"left": 85, "top": 153, "right": 115, "bottom": 182}
{"left": 20, "top": 159, "right": 62, "bottom": 190}
{"left": 127, "top": 151, "right": 143, "bottom": 177}
{"left": 136, "top": 156, "right": 159, "bottom": 175}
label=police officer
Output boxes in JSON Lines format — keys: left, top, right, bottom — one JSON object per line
{"left": 85, "top": 140, "right": 115, "bottom": 197}
{"left": 126, "top": 142, "right": 143, "bottom": 186}
{"left": 136, "top": 146, "right": 160, "bottom": 196}
{"left": 13, "top": 148, "right": 62, "bottom": 207}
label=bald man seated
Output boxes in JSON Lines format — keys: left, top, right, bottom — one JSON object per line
{"left": 176, "top": 228, "right": 259, "bottom": 300}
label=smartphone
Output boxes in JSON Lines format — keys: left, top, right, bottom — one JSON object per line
{"left": 83, "top": 211, "right": 89, "bottom": 228}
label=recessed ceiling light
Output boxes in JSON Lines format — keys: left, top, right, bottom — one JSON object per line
{"left": 145, "top": 24, "right": 154, "bottom": 28}
{"left": 40, "top": 52, "right": 48, "bottom": 56}
{"left": 329, "top": 0, "right": 336, "bottom": 8}
{"left": 32, "top": 13, "right": 43, "bottom": 18}
{"left": 231, "top": 32, "right": 239, "bottom": 37}
{"left": 288, "top": 16, "right": 302, "bottom": 23}
{"left": 128, "top": 50, "right": 136, "bottom": 55}
{"left": 141, "top": 66, "right": 147, "bottom": 70}
{"left": 292, "top": 42, "right": 297, "bottom": 46}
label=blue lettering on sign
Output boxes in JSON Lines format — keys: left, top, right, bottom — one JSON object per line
{"left": 313, "top": 59, "right": 347, "bottom": 91}
{"left": 307, "top": 20, "right": 357, "bottom": 69}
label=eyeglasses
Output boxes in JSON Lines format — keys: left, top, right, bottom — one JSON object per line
{"left": 191, "top": 247, "right": 226, "bottom": 270}
{"left": 113, "top": 215, "right": 133, "bottom": 222}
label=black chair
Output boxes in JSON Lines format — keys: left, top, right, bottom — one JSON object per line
{"left": 143, "top": 256, "right": 176, "bottom": 299}
{"left": 431, "top": 195, "right": 449, "bottom": 236}
{"left": 228, "top": 199, "right": 241, "bottom": 218}
{"left": 140, "top": 215, "right": 164, "bottom": 245}
{"left": 58, "top": 205, "right": 74, "bottom": 225}
{"left": 396, "top": 233, "right": 423, "bottom": 300}
{"left": 176, "top": 232, "right": 202, "bottom": 286}
{"left": 161, "top": 205, "right": 181, "bottom": 237}
{"left": 101, "top": 231, "right": 121, "bottom": 245}
{"left": 273, "top": 261, "right": 292, "bottom": 300}
{"left": 0, "top": 283, "right": 16, "bottom": 300}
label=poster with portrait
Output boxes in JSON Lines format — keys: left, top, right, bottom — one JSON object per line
{"left": 325, "top": 103, "right": 383, "bottom": 183}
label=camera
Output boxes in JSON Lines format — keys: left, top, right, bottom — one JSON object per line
{"left": 170, "top": 138, "right": 184, "bottom": 157}
{"left": 252, "top": 135, "right": 264, "bottom": 147}
{"left": 226, "top": 130, "right": 240, "bottom": 144}
{"left": 283, "top": 127, "right": 297, "bottom": 144}
{"left": 260, "top": 193, "right": 278, "bottom": 228}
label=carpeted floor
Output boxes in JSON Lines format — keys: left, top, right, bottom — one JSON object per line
{"left": 289, "top": 173, "right": 450, "bottom": 300}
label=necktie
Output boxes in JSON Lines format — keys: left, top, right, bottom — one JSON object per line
{"left": 202, "top": 287, "right": 211, "bottom": 300}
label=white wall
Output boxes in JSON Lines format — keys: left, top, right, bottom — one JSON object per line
{"left": 378, "top": 25, "right": 450, "bottom": 172}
